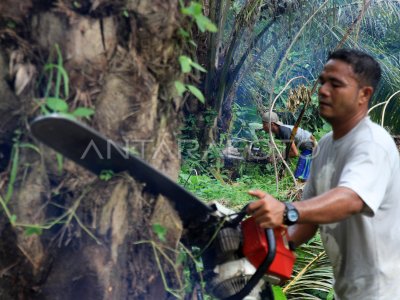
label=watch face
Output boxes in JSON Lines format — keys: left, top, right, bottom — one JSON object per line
{"left": 288, "top": 209, "right": 299, "bottom": 222}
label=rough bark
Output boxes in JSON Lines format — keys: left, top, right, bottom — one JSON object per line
{"left": 0, "top": 1, "right": 185, "bottom": 299}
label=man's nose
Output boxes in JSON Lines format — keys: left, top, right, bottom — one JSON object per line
{"left": 318, "top": 83, "right": 329, "bottom": 98}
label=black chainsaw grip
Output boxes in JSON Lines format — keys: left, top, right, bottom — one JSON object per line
{"left": 223, "top": 228, "right": 276, "bottom": 300}
{"left": 229, "top": 203, "right": 250, "bottom": 227}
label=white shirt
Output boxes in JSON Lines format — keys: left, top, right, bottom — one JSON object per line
{"left": 303, "top": 117, "right": 400, "bottom": 300}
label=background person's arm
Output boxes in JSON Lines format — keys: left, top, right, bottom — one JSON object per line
{"left": 289, "top": 141, "right": 299, "bottom": 157}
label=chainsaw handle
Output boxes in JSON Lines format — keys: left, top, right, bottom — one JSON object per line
{"left": 229, "top": 203, "right": 250, "bottom": 227}
{"left": 223, "top": 228, "right": 276, "bottom": 300}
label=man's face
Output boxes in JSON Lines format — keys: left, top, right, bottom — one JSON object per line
{"left": 318, "top": 59, "right": 366, "bottom": 123}
{"left": 262, "top": 122, "right": 278, "bottom": 134}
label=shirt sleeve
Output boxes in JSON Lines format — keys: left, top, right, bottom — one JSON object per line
{"left": 278, "top": 126, "right": 292, "bottom": 141}
{"left": 337, "top": 141, "right": 391, "bottom": 216}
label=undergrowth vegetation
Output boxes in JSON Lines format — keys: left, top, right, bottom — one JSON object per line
{"left": 179, "top": 164, "right": 295, "bottom": 209}
{"left": 179, "top": 141, "right": 334, "bottom": 299}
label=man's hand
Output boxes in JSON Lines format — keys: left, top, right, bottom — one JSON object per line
{"left": 246, "top": 190, "right": 286, "bottom": 228}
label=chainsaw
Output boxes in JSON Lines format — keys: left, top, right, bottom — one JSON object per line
{"left": 30, "top": 114, "right": 296, "bottom": 300}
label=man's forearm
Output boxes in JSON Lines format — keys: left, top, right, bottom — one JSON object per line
{"left": 288, "top": 223, "right": 318, "bottom": 247}
{"left": 289, "top": 142, "right": 299, "bottom": 157}
{"left": 294, "top": 187, "right": 365, "bottom": 224}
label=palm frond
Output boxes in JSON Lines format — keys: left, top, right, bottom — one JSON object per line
{"left": 283, "top": 232, "right": 334, "bottom": 300}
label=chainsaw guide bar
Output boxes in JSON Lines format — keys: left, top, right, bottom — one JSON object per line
{"left": 30, "top": 114, "right": 213, "bottom": 225}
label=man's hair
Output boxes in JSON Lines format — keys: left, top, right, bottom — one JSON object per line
{"left": 328, "top": 49, "right": 382, "bottom": 91}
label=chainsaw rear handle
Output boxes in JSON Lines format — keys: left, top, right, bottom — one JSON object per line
{"left": 223, "top": 203, "right": 277, "bottom": 300}
{"left": 228, "top": 203, "right": 250, "bottom": 228}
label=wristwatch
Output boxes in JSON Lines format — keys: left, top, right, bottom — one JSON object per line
{"left": 283, "top": 202, "right": 299, "bottom": 226}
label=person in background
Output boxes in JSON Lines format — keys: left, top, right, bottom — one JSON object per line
{"left": 248, "top": 49, "right": 400, "bottom": 299}
{"left": 262, "top": 111, "right": 315, "bottom": 180}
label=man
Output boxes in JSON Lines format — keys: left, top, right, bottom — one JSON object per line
{"left": 262, "top": 111, "right": 315, "bottom": 180}
{"left": 248, "top": 49, "right": 400, "bottom": 299}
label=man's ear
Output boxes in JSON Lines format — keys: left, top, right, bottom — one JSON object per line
{"left": 359, "top": 86, "right": 374, "bottom": 105}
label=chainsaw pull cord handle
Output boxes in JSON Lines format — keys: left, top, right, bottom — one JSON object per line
{"left": 223, "top": 203, "right": 277, "bottom": 300}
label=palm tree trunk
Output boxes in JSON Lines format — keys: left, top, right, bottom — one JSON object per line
{"left": 0, "top": 1, "right": 184, "bottom": 299}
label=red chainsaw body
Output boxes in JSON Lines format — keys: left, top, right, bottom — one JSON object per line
{"left": 241, "top": 217, "right": 295, "bottom": 281}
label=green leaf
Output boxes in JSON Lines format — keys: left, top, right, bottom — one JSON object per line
{"left": 194, "top": 14, "right": 207, "bottom": 32}
{"left": 190, "top": 61, "right": 207, "bottom": 72}
{"left": 46, "top": 97, "right": 69, "bottom": 112}
{"left": 180, "top": 2, "right": 216, "bottom": 33}
{"left": 174, "top": 81, "right": 187, "bottom": 96}
{"left": 44, "top": 63, "right": 69, "bottom": 98}
{"left": 7, "top": 21, "right": 16, "bottom": 29}
{"left": 179, "top": 55, "right": 192, "bottom": 73}
{"left": 323, "top": 123, "right": 331, "bottom": 131}
{"left": 39, "top": 102, "right": 50, "bottom": 114}
{"left": 73, "top": 1, "right": 82, "bottom": 8}
{"left": 152, "top": 223, "right": 167, "bottom": 242}
{"left": 5, "top": 145, "right": 19, "bottom": 204}
{"left": 191, "top": 2, "right": 203, "bottom": 15}
{"left": 195, "top": 14, "right": 217, "bottom": 33}
{"left": 176, "top": 249, "right": 186, "bottom": 266}
{"left": 124, "top": 146, "right": 139, "bottom": 156}
{"left": 72, "top": 107, "right": 95, "bottom": 118}
{"left": 10, "top": 214, "right": 17, "bottom": 224}
{"left": 55, "top": 44, "right": 64, "bottom": 99}
{"left": 178, "top": 28, "right": 190, "bottom": 38}
{"left": 19, "top": 143, "right": 41, "bottom": 154}
{"left": 272, "top": 286, "right": 287, "bottom": 300}
{"left": 56, "top": 153, "right": 63, "bottom": 175}
{"left": 187, "top": 84, "right": 205, "bottom": 103}
{"left": 327, "top": 288, "right": 335, "bottom": 300}
{"left": 99, "top": 170, "right": 114, "bottom": 181}
{"left": 24, "top": 226, "right": 43, "bottom": 236}
{"left": 181, "top": 2, "right": 202, "bottom": 16}
{"left": 205, "top": 21, "right": 218, "bottom": 32}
